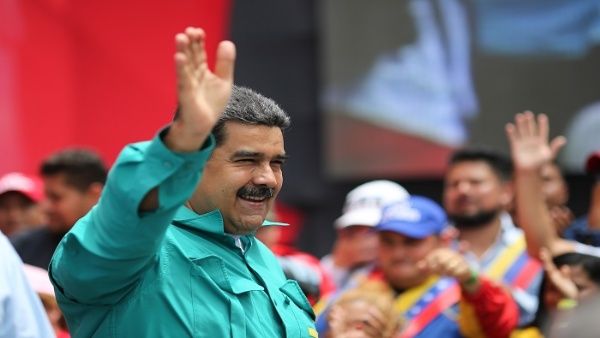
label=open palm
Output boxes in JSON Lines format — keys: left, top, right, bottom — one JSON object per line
{"left": 506, "top": 112, "right": 565, "bottom": 170}
{"left": 168, "top": 27, "right": 236, "bottom": 152}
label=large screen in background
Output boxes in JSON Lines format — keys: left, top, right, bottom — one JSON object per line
{"left": 320, "top": 0, "right": 600, "bottom": 179}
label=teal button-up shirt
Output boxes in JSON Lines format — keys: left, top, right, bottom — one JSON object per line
{"left": 49, "top": 131, "right": 316, "bottom": 337}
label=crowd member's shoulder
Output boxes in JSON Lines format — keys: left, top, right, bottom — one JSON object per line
{"left": 9, "top": 227, "right": 62, "bottom": 269}
{"left": 9, "top": 227, "right": 55, "bottom": 247}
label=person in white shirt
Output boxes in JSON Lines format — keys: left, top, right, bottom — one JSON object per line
{"left": 0, "top": 230, "right": 55, "bottom": 338}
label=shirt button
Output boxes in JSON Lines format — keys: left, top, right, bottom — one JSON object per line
{"left": 163, "top": 161, "right": 173, "bottom": 169}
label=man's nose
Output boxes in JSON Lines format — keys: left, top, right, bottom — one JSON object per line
{"left": 456, "top": 181, "right": 472, "bottom": 194}
{"left": 252, "top": 163, "right": 278, "bottom": 187}
{"left": 40, "top": 199, "right": 53, "bottom": 214}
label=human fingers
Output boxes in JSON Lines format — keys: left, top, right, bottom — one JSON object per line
{"left": 360, "top": 307, "right": 388, "bottom": 338}
{"left": 514, "top": 112, "right": 527, "bottom": 139}
{"left": 540, "top": 248, "right": 560, "bottom": 276}
{"left": 523, "top": 110, "right": 537, "bottom": 138}
{"left": 185, "top": 27, "right": 206, "bottom": 72}
{"left": 174, "top": 33, "right": 193, "bottom": 93}
{"left": 328, "top": 306, "right": 346, "bottom": 333}
{"left": 538, "top": 113, "right": 550, "bottom": 145}
{"left": 505, "top": 122, "right": 518, "bottom": 149}
{"left": 214, "top": 40, "right": 236, "bottom": 82}
{"left": 549, "top": 136, "right": 567, "bottom": 160}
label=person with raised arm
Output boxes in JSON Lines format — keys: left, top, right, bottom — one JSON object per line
{"left": 505, "top": 111, "right": 600, "bottom": 258}
{"left": 506, "top": 112, "right": 600, "bottom": 336}
{"left": 50, "top": 27, "right": 317, "bottom": 337}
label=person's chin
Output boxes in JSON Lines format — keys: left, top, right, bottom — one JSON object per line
{"left": 235, "top": 215, "right": 265, "bottom": 234}
{"left": 389, "top": 266, "right": 421, "bottom": 281}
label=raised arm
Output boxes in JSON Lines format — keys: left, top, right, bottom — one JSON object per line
{"left": 506, "top": 112, "right": 572, "bottom": 258}
{"left": 140, "top": 27, "right": 235, "bottom": 211}
{"left": 50, "top": 27, "right": 236, "bottom": 305}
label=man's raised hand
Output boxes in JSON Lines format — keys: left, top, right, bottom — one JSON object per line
{"left": 505, "top": 111, "right": 566, "bottom": 171}
{"left": 166, "top": 27, "right": 236, "bottom": 152}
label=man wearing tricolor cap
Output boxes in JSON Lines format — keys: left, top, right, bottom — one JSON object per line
{"left": 316, "top": 196, "right": 519, "bottom": 338}
{"left": 320, "top": 180, "right": 409, "bottom": 290}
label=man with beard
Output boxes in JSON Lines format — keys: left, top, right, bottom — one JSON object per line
{"left": 444, "top": 148, "right": 542, "bottom": 326}
{"left": 49, "top": 27, "right": 316, "bottom": 337}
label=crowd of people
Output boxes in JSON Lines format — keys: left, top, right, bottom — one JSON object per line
{"left": 2, "top": 27, "right": 600, "bottom": 338}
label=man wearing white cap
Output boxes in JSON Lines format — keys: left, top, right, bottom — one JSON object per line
{"left": 316, "top": 196, "right": 519, "bottom": 338}
{"left": 320, "top": 180, "right": 409, "bottom": 290}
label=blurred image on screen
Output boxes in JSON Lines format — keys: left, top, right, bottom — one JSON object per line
{"left": 320, "top": 0, "right": 600, "bottom": 179}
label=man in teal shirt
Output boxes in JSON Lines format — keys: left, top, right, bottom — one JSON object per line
{"left": 49, "top": 27, "right": 317, "bottom": 337}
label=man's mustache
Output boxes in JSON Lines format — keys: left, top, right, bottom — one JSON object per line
{"left": 237, "top": 185, "right": 274, "bottom": 199}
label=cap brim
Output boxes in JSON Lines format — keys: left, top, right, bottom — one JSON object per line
{"left": 374, "top": 221, "right": 436, "bottom": 239}
{"left": 334, "top": 208, "right": 381, "bottom": 229}
{"left": 0, "top": 189, "right": 38, "bottom": 202}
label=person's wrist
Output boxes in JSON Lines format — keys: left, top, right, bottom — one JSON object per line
{"left": 165, "top": 122, "right": 211, "bottom": 153}
{"left": 460, "top": 269, "right": 480, "bottom": 293}
{"left": 557, "top": 298, "right": 578, "bottom": 310}
{"left": 460, "top": 269, "right": 477, "bottom": 284}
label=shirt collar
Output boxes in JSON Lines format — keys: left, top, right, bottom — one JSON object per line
{"left": 172, "top": 206, "right": 288, "bottom": 235}
{"left": 498, "top": 212, "right": 519, "bottom": 245}
{"left": 458, "top": 211, "right": 518, "bottom": 266}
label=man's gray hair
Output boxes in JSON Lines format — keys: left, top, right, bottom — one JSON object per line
{"left": 213, "top": 86, "right": 291, "bottom": 146}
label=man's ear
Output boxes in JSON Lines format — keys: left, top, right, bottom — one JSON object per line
{"left": 500, "top": 181, "right": 515, "bottom": 209}
{"left": 86, "top": 182, "right": 104, "bottom": 202}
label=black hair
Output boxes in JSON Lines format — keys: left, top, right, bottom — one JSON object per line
{"left": 40, "top": 149, "right": 107, "bottom": 192}
{"left": 173, "top": 86, "right": 290, "bottom": 147}
{"left": 531, "top": 252, "right": 600, "bottom": 330}
{"left": 449, "top": 147, "right": 513, "bottom": 181}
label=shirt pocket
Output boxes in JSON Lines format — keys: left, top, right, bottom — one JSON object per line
{"left": 190, "top": 255, "right": 263, "bottom": 338}
{"left": 279, "top": 279, "right": 318, "bottom": 337}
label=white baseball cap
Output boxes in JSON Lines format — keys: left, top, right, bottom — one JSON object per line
{"left": 334, "top": 180, "right": 409, "bottom": 229}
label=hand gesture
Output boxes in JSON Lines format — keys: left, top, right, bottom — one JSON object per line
{"left": 166, "top": 27, "right": 236, "bottom": 152}
{"left": 329, "top": 304, "right": 389, "bottom": 338}
{"left": 540, "top": 248, "right": 578, "bottom": 300}
{"left": 505, "top": 112, "right": 566, "bottom": 171}
{"left": 418, "top": 248, "right": 477, "bottom": 291}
